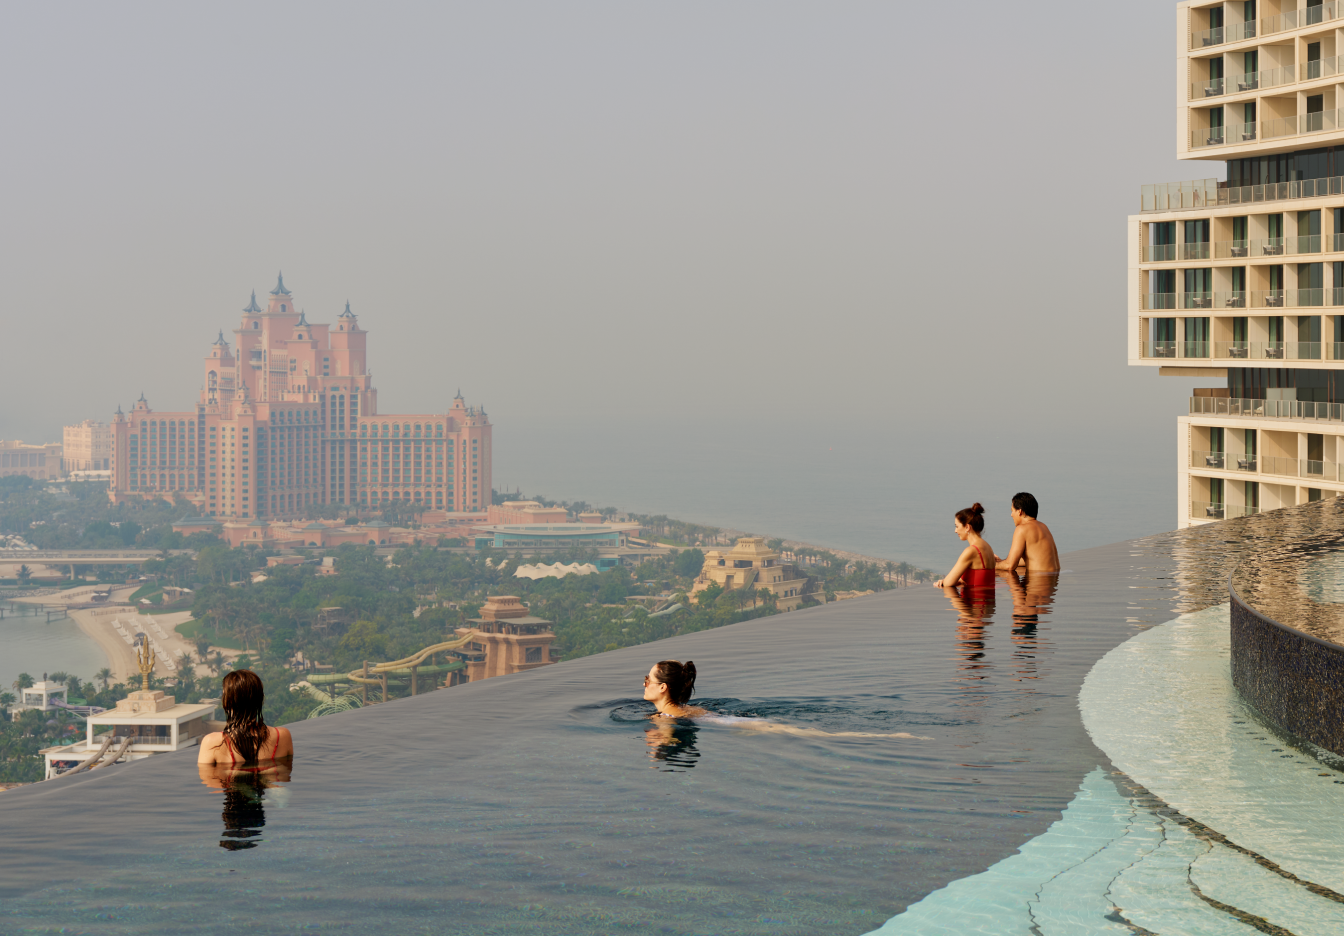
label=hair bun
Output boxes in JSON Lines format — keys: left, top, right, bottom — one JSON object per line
{"left": 970, "top": 502, "right": 984, "bottom": 514}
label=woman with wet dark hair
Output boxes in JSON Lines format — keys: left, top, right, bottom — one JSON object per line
{"left": 934, "top": 503, "right": 997, "bottom": 590}
{"left": 643, "top": 659, "right": 707, "bottom": 718}
{"left": 198, "top": 670, "right": 294, "bottom": 766}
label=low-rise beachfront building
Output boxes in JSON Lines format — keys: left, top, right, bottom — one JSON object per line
{"left": 39, "top": 689, "right": 216, "bottom": 779}
{"left": 472, "top": 523, "right": 640, "bottom": 552}
{"left": 14, "top": 678, "right": 68, "bottom": 714}
{"left": 1132, "top": 2, "right": 1344, "bottom": 526}
{"left": 691, "top": 537, "right": 810, "bottom": 612}
{"left": 0, "top": 440, "right": 63, "bottom": 481}
{"left": 450, "top": 595, "right": 560, "bottom": 684}
{"left": 487, "top": 501, "right": 571, "bottom": 525}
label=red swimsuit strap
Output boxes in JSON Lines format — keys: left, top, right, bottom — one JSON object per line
{"left": 972, "top": 542, "right": 991, "bottom": 570}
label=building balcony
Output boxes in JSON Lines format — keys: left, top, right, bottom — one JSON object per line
{"left": 1180, "top": 242, "right": 1212, "bottom": 261}
{"left": 1214, "top": 240, "right": 1250, "bottom": 259}
{"left": 1263, "top": 108, "right": 1344, "bottom": 142}
{"left": 1190, "top": 121, "right": 1256, "bottom": 150}
{"left": 1142, "top": 292, "right": 1177, "bottom": 311}
{"left": 1190, "top": 450, "right": 1258, "bottom": 472}
{"left": 1142, "top": 340, "right": 1177, "bottom": 358}
{"left": 1145, "top": 244, "right": 1178, "bottom": 262}
{"left": 1189, "top": 501, "right": 1260, "bottom": 521}
{"left": 1142, "top": 176, "right": 1344, "bottom": 213}
{"left": 1183, "top": 291, "right": 1214, "bottom": 310}
{"left": 1190, "top": 396, "right": 1344, "bottom": 423}
{"left": 1213, "top": 290, "right": 1246, "bottom": 308}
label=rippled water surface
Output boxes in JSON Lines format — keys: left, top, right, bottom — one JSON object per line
{"left": 6, "top": 505, "right": 1344, "bottom": 934}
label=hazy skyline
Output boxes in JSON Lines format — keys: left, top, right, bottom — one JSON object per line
{"left": 2, "top": 2, "right": 1209, "bottom": 560}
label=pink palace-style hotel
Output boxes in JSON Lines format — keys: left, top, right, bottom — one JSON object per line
{"left": 110, "top": 274, "right": 491, "bottom": 519}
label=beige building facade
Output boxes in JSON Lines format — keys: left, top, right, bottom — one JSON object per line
{"left": 691, "top": 537, "right": 809, "bottom": 612}
{"left": 1132, "top": 1, "right": 1344, "bottom": 526}
{"left": 63, "top": 420, "right": 112, "bottom": 472}
{"left": 451, "top": 595, "right": 559, "bottom": 683}
{"left": 0, "top": 440, "right": 62, "bottom": 480}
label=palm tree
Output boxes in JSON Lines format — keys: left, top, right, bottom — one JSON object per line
{"left": 913, "top": 568, "right": 932, "bottom": 585}
{"left": 95, "top": 667, "right": 113, "bottom": 692}
{"left": 16, "top": 564, "right": 31, "bottom": 584}
{"left": 207, "top": 651, "right": 226, "bottom": 675}
{"left": 65, "top": 675, "right": 82, "bottom": 699}
{"left": 12, "top": 673, "right": 34, "bottom": 693}
{"left": 0, "top": 691, "right": 14, "bottom": 718}
{"left": 175, "top": 651, "right": 195, "bottom": 675}
{"left": 49, "top": 671, "right": 69, "bottom": 686}
{"left": 884, "top": 561, "right": 896, "bottom": 584}
{"left": 897, "top": 561, "right": 913, "bottom": 586}
{"left": 194, "top": 636, "right": 211, "bottom": 659}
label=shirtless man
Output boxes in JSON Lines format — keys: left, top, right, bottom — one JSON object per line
{"left": 994, "top": 492, "right": 1061, "bottom": 574}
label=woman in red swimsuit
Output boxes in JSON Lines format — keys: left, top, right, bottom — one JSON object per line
{"left": 198, "top": 670, "right": 293, "bottom": 767}
{"left": 933, "top": 503, "right": 997, "bottom": 591}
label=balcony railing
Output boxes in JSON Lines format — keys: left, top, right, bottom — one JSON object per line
{"left": 1191, "top": 121, "right": 1257, "bottom": 149}
{"left": 1303, "top": 54, "right": 1344, "bottom": 81}
{"left": 1251, "top": 289, "right": 1285, "bottom": 308}
{"left": 1183, "top": 291, "right": 1214, "bottom": 309}
{"left": 1144, "top": 244, "right": 1177, "bottom": 262}
{"left": 1143, "top": 292, "right": 1177, "bottom": 310}
{"left": 1180, "top": 242, "right": 1212, "bottom": 260}
{"left": 1263, "top": 108, "right": 1344, "bottom": 141}
{"left": 1215, "top": 240, "right": 1250, "bottom": 259}
{"left": 1183, "top": 340, "right": 1211, "bottom": 358}
{"left": 1250, "top": 237, "right": 1285, "bottom": 256}
{"left": 1193, "top": 77, "right": 1226, "bottom": 98}
{"left": 1142, "top": 340, "right": 1177, "bottom": 358}
{"left": 1191, "top": 449, "right": 1260, "bottom": 471}
{"left": 1214, "top": 290, "right": 1246, "bottom": 308}
{"left": 1143, "top": 175, "right": 1344, "bottom": 213}
{"left": 1191, "top": 502, "right": 1260, "bottom": 520}
{"left": 1214, "top": 340, "right": 1251, "bottom": 358}
{"left": 1190, "top": 396, "right": 1344, "bottom": 422}
{"left": 1190, "top": 26, "right": 1225, "bottom": 48}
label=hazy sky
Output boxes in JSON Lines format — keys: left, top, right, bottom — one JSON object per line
{"left": 0, "top": 2, "right": 1214, "bottom": 558}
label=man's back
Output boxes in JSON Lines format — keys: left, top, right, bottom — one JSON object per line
{"left": 1020, "top": 519, "right": 1060, "bottom": 573}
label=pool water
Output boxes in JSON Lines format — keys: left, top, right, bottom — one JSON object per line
{"left": 6, "top": 504, "right": 1344, "bottom": 934}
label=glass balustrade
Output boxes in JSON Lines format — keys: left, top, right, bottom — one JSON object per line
{"left": 1250, "top": 237, "right": 1285, "bottom": 256}
{"left": 1190, "top": 502, "right": 1261, "bottom": 520}
{"left": 1251, "top": 289, "right": 1285, "bottom": 308}
{"left": 1250, "top": 340, "right": 1286, "bottom": 359}
{"left": 1182, "top": 291, "right": 1214, "bottom": 309}
{"left": 1190, "top": 449, "right": 1259, "bottom": 471}
{"left": 1215, "top": 240, "right": 1249, "bottom": 259}
{"left": 1290, "top": 288, "right": 1325, "bottom": 308}
{"left": 1190, "top": 396, "right": 1344, "bottom": 422}
{"left": 1183, "top": 340, "right": 1211, "bottom": 358}
{"left": 1303, "top": 55, "right": 1344, "bottom": 81}
{"left": 1191, "top": 25, "right": 1225, "bottom": 47}
{"left": 1287, "top": 340, "right": 1323, "bottom": 359}
{"left": 1143, "top": 292, "right": 1177, "bottom": 310}
{"left": 1214, "top": 291, "right": 1246, "bottom": 308}
{"left": 1144, "top": 244, "right": 1177, "bottom": 261}
{"left": 1142, "top": 340, "right": 1177, "bottom": 358}
{"left": 1214, "top": 340, "right": 1251, "bottom": 358}
{"left": 1292, "top": 234, "right": 1323, "bottom": 254}
{"left": 1333, "top": 341, "right": 1344, "bottom": 359}
{"left": 1142, "top": 176, "right": 1344, "bottom": 213}
{"left": 1334, "top": 234, "right": 1344, "bottom": 253}
{"left": 1191, "top": 121, "right": 1256, "bottom": 148}
{"left": 1192, "top": 77, "right": 1226, "bottom": 98}
{"left": 1180, "top": 242, "right": 1211, "bottom": 260}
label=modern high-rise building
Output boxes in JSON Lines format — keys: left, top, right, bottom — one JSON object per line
{"left": 1132, "top": 1, "right": 1344, "bottom": 527}
{"left": 110, "top": 274, "right": 492, "bottom": 519}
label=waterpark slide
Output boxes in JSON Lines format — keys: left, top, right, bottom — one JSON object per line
{"left": 58, "top": 735, "right": 133, "bottom": 777}
{"left": 302, "top": 631, "right": 477, "bottom": 698}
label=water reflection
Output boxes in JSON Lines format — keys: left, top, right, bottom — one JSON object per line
{"left": 199, "top": 763, "right": 291, "bottom": 850}
{"left": 943, "top": 573, "right": 1058, "bottom": 692}
{"left": 644, "top": 719, "right": 701, "bottom": 771}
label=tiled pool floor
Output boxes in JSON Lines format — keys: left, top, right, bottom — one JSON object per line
{"left": 872, "top": 605, "right": 1344, "bottom": 935}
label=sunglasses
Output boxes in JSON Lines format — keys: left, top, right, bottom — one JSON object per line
{"left": 643, "top": 675, "right": 662, "bottom": 686}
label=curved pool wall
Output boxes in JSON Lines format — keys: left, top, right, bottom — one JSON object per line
{"left": 1230, "top": 582, "right": 1344, "bottom": 757}
{"left": 8, "top": 501, "right": 1344, "bottom": 934}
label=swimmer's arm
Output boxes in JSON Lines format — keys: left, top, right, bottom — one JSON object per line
{"left": 935, "top": 547, "right": 974, "bottom": 587}
{"left": 995, "top": 528, "right": 1028, "bottom": 572}
{"left": 718, "top": 718, "right": 931, "bottom": 740}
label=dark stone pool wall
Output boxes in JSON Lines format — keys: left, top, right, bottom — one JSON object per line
{"left": 1230, "top": 579, "right": 1344, "bottom": 757}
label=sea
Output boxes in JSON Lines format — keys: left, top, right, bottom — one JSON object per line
{"left": 0, "top": 602, "right": 109, "bottom": 703}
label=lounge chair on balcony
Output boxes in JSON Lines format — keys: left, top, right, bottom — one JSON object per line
{"left": 1206, "top": 505, "right": 1225, "bottom": 518}
{"left": 1263, "top": 244, "right": 1282, "bottom": 255}
{"left": 1237, "top": 457, "right": 1256, "bottom": 470}
{"left": 1231, "top": 245, "right": 1248, "bottom": 257}
{"left": 1205, "top": 454, "right": 1225, "bottom": 468}
{"left": 1265, "top": 295, "right": 1283, "bottom": 307}
{"left": 1207, "top": 135, "right": 1225, "bottom": 146}
{"left": 1229, "top": 345, "right": 1248, "bottom": 357}
{"left": 1206, "top": 86, "right": 1221, "bottom": 97}
{"left": 1266, "top": 346, "right": 1284, "bottom": 358}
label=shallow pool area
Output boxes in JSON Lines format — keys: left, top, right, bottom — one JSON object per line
{"left": 8, "top": 503, "right": 1344, "bottom": 934}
